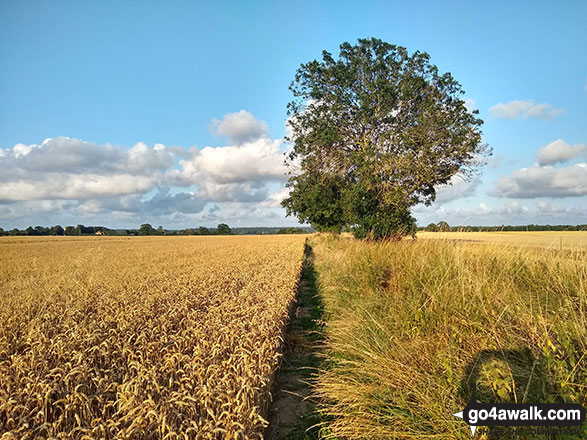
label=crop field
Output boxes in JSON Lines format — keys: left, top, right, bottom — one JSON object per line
{"left": 309, "top": 234, "right": 587, "bottom": 439}
{"left": 0, "top": 235, "right": 306, "bottom": 439}
{"left": 2, "top": 233, "right": 586, "bottom": 439}
{"left": 418, "top": 231, "right": 587, "bottom": 251}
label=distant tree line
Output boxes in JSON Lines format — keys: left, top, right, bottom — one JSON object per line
{"left": 420, "top": 222, "right": 587, "bottom": 232}
{"left": 163, "top": 223, "right": 232, "bottom": 236}
{"left": 275, "top": 227, "right": 310, "bottom": 234}
{"left": 1, "top": 222, "right": 585, "bottom": 236}
{"left": 0, "top": 224, "right": 117, "bottom": 236}
{"left": 0, "top": 223, "right": 234, "bottom": 236}
{"left": 230, "top": 227, "right": 314, "bottom": 235}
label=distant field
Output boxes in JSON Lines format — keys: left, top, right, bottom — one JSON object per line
{"left": 0, "top": 235, "right": 306, "bottom": 439}
{"left": 418, "top": 230, "right": 587, "bottom": 250}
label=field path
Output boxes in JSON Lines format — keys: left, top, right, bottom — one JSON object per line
{"left": 266, "top": 243, "right": 323, "bottom": 440}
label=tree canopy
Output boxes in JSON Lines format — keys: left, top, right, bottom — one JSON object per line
{"left": 282, "top": 38, "right": 489, "bottom": 239}
{"left": 139, "top": 223, "right": 156, "bottom": 236}
{"left": 216, "top": 223, "right": 232, "bottom": 235}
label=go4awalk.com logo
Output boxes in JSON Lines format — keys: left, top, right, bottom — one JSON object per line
{"left": 453, "top": 386, "right": 586, "bottom": 436}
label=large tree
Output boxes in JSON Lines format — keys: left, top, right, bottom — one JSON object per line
{"left": 216, "top": 223, "right": 232, "bottom": 235}
{"left": 138, "top": 223, "right": 155, "bottom": 236}
{"left": 282, "top": 38, "right": 489, "bottom": 239}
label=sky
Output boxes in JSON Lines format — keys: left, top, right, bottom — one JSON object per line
{"left": 0, "top": 0, "right": 586, "bottom": 229}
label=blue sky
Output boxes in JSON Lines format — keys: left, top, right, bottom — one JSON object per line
{"left": 1, "top": 0, "right": 586, "bottom": 228}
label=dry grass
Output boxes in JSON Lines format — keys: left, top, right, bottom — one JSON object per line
{"left": 0, "top": 235, "right": 306, "bottom": 439}
{"left": 311, "top": 234, "right": 587, "bottom": 439}
{"left": 418, "top": 231, "right": 587, "bottom": 251}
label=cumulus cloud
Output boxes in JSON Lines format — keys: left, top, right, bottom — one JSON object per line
{"left": 0, "top": 199, "right": 80, "bottom": 223}
{"left": 175, "top": 138, "right": 286, "bottom": 185}
{"left": 0, "top": 111, "right": 297, "bottom": 227}
{"left": 489, "top": 138, "right": 587, "bottom": 199}
{"left": 535, "top": 139, "right": 587, "bottom": 166}
{"left": 169, "top": 134, "right": 288, "bottom": 203}
{"left": 0, "top": 111, "right": 289, "bottom": 207}
{"left": 489, "top": 100, "right": 564, "bottom": 119}
{"left": 166, "top": 111, "right": 288, "bottom": 204}
{"left": 200, "top": 201, "right": 283, "bottom": 224}
{"left": 414, "top": 199, "right": 587, "bottom": 226}
{"left": 211, "top": 110, "right": 269, "bottom": 144}
{"left": 0, "top": 137, "right": 174, "bottom": 176}
{"left": 194, "top": 181, "right": 270, "bottom": 203}
{"left": 78, "top": 187, "right": 208, "bottom": 216}
{"left": 0, "top": 137, "right": 177, "bottom": 201}
{"left": 491, "top": 163, "right": 587, "bottom": 198}
{"left": 0, "top": 174, "right": 157, "bottom": 201}
{"left": 434, "top": 174, "right": 480, "bottom": 203}
{"left": 261, "top": 187, "right": 291, "bottom": 208}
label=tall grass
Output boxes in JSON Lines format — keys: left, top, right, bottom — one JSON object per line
{"left": 311, "top": 235, "right": 587, "bottom": 439}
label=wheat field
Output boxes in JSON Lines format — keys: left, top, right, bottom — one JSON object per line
{"left": 0, "top": 235, "right": 306, "bottom": 439}
{"left": 418, "top": 231, "right": 587, "bottom": 250}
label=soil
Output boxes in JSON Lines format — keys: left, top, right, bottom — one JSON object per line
{"left": 265, "top": 245, "right": 323, "bottom": 440}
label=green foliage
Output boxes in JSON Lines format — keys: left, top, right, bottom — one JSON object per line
{"left": 138, "top": 223, "right": 156, "bottom": 236}
{"left": 50, "top": 225, "right": 64, "bottom": 236}
{"left": 276, "top": 227, "right": 309, "bottom": 234}
{"left": 350, "top": 206, "right": 416, "bottom": 240}
{"left": 282, "top": 38, "right": 488, "bottom": 240}
{"left": 437, "top": 221, "right": 450, "bottom": 232}
{"left": 216, "top": 223, "right": 231, "bottom": 235}
{"left": 425, "top": 222, "right": 439, "bottom": 232}
{"left": 283, "top": 172, "right": 346, "bottom": 233}
{"left": 419, "top": 223, "right": 587, "bottom": 232}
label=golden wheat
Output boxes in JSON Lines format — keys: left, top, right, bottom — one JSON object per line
{"left": 418, "top": 230, "right": 587, "bottom": 250}
{"left": 0, "top": 235, "right": 306, "bottom": 439}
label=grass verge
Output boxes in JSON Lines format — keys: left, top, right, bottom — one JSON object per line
{"left": 310, "top": 234, "right": 587, "bottom": 439}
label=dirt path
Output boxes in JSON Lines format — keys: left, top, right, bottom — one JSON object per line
{"left": 265, "top": 243, "right": 324, "bottom": 440}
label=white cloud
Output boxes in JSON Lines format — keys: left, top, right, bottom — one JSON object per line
{"left": 500, "top": 200, "right": 530, "bottom": 216}
{"left": 0, "top": 111, "right": 298, "bottom": 227}
{"left": 1, "top": 137, "right": 122, "bottom": 173}
{"left": 491, "top": 163, "right": 587, "bottom": 198}
{"left": 0, "top": 199, "right": 80, "bottom": 222}
{"left": 488, "top": 139, "right": 587, "bottom": 198}
{"left": 194, "top": 181, "right": 269, "bottom": 203}
{"left": 261, "top": 187, "right": 291, "bottom": 208}
{"left": 489, "top": 100, "right": 564, "bottom": 119}
{"left": 0, "top": 111, "right": 289, "bottom": 207}
{"left": 211, "top": 110, "right": 269, "bottom": 144}
{"left": 434, "top": 174, "right": 480, "bottom": 203}
{"left": 125, "top": 142, "right": 176, "bottom": 173}
{"left": 77, "top": 187, "right": 208, "bottom": 216}
{"left": 535, "top": 139, "right": 587, "bottom": 166}
{"left": 0, "top": 174, "right": 156, "bottom": 201}
{"left": 176, "top": 138, "right": 286, "bottom": 185}
{"left": 170, "top": 132, "right": 288, "bottom": 203}
{"left": 0, "top": 137, "right": 176, "bottom": 201}
{"left": 168, "top": 111, "right": 288, "bottom": 203}
{"left": 414, "top": 199, "right": 587, "bottom": 226}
